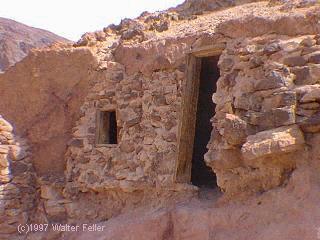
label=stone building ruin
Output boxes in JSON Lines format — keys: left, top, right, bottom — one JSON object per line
{"left": 1, "top": 0, "right": 320, "bottom": 239}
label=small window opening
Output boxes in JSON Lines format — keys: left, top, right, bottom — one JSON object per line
{"left": 97, "top": 110, "right": 118, "bottom": 144}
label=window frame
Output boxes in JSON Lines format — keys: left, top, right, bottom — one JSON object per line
{"left": 95, "top": 108, "right": 119, "bottom": 147}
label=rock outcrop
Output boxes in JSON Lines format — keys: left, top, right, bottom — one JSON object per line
{"left": 0, "top": 17, "right": 70, "bottom": 72}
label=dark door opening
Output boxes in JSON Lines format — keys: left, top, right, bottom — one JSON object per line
{"left": 191, "top": 56, "right": 220, "bottom": 188}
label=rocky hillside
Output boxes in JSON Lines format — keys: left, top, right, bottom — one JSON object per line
{"left": 0, "top": 17, "right": 70, "bottom": 72}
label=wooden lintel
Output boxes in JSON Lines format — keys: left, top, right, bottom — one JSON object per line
{"left": 188, "top": 43, "right": 225, "bottom": 58}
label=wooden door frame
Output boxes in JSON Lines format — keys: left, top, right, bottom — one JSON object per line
{"left": 174, "top": 44, "right": 225, "bottom": 183}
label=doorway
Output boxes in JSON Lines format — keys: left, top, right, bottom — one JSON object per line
{"left": 176, "top": 53, "right": 221, "bottom": 189}
{"left": 191, "top": 57, "right": 219, "bottom": 188}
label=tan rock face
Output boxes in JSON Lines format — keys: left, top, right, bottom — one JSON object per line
{"left": 0, "top": 47, "right": 98, "bottom": 176}
{"left": 300, "top": 85, "right": 320, "bottom": 102}
{"left": 241, "top": 125, "right": 305, "bottom": 161}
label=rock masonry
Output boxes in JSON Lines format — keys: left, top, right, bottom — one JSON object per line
{"left": 0, "top": 117, "right": 36, "bottom": 239}
{"left": 206, "top": 35, "right": 320, "bottom": 195}
{"left": 0, "top": 0, "right": 320, "bottom": 239}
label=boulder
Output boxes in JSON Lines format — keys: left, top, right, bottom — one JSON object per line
{"left": 261, "top": 91, "right": 296, "bottom": 111}
{"left": 299, "top": 113, "right": 320, "bottom": 133}
{"left": 307, "top": 51, "right": 320, "bottom": 64}
{"left": 283, "top": 55, "right": 307, "bottom": 67}
{"left": 216, "top": 114, "right": 248, "bottom": 145}
{"left": 204, "top": 148, "right": 243, "bottom": 170}
{"left": 246, "top": 106, "right": 296, "bottom": 130}
{"left": 300, "top": 87, "right": 320, "bottom": 103}
{"left": 291, "top": 66, "right": 312, "bottom": 85}
{"left": 254, "top": 70, "right": 289, "bottom": 91}
{"left": 241, "top": 125, "right": 305, "bottom": 161}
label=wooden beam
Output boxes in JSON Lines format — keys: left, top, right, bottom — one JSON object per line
{"left": 189, "top": 43, "right": 225, "bottom": 58}
{"left": 175, "top": 54, "right": 201, "bottom": 183}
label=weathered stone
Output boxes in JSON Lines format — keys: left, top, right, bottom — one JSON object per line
{"left": 234, "top": 93, "right": 262, "bottom": 111}
{"left": 218, "top": 57, "right": 234, "bottom": 72}
{"left": 254, "top": 71, "right": 288, "bottom": 91}
{"left": 262, "top": 91, "right": 296, "bottom": 111}
{"left": 0, "top": 154, "right": 9, "bottom": 167}
{"left": 307, "top": 51, "right": 320, "bottom": 64}
{"left": 241, "top": 125, "right": 305, "bottom": 161}
{"left": 151, "top": 20, "right": 170, "bottom": 32}
{"left": 296, "top": 108, "right": 317, "bottom": 117}
{"left": 75, "top": 32, "right": 96, "bottom": 46}
{"left": 204, "top": 148, "right": 243, "bottom": 170}
{"left": 217, "top": 114, "right": 248, "bottom": 145}
{"left": 299, "top": 102, "right": 320, "bottom": 110}
{"left": 0, "top": 118, "right": 13, "bottom": 132}
{"left": 7, "top": 146, "right": 28, "bottom": 161}
{"left": 291, "top": 66, "right": 313, "bottom": 85}
{"left": 278, "top": 41, "right": 300, "bottom": 53}
{"left": 246, "top": 106, "right": 296, "bottom": 130}
{"left": 162, "top": 132, "right": 177, "bottom": 142}
{"left": 121, "top": 27, "right": 145, "bottom": 41}
{"left": 283, "top": 55, "right": 307, "bottom": 67}
{"left": 248, "top": 56, "right": 264, "bottom": 68}
{"left": 5, "top": 208, "right": 22, "bottom": 217}
{"left": 296, "top": 84, "right": 320, "bottom": 100}
{"left": 86, "top": 171, "right": 100, "bottom": 185}
{"left": 10, "top": 162, "right": 28, "bottom": 175}
{"left": 44, "top": 200, "right": 66, "bottom": 217}
{"left": 120, "top": 140, "right": 135, "bottom": 153}
{"left": 300, "top": 37, "right": 315, "bottom": 47}
{"left": 309, "top": 64, "right": 320, "bottom": 84}
{"left": 300, "top": 87, "right": 320, "bottom": 102}
{"left": 68, "top": 139, "right": 84, "bottom": 148}
{"left": 264, "top": 42, "right": 281, "bottom": 55}
{"left": 219, "top": 70, "right": 238, "bottom": 88}
{"left": 0, "top": 146, "right": 9, "bottom": 154}
{"left": 119, "top": 180, "right": 135, "bottom": 193}
{"left": 0, "top": 223, "right": 17, "bottom": 234}
{"left": 299, "top": 113, "right": 320, "bottom": 133}
{"left": 41, "top": 185, "right": 62, "bottom": 200}
{"left": 95, "top": 31, "right": 107, "bottom": 42}
{"left": 119, "top": 109, "right": 141, "bottom": 127}
{"left": 153, "top": 94, "right": 167, "bottom": 106}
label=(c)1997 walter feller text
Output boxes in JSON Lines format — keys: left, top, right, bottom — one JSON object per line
{"left": 17, "top": 223, "right": 105, "bottom": 234}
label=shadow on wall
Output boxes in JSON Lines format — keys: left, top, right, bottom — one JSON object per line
{"left": 0, "top": 47, "right": 98, "bottom": 178}
{"left": 0, "top": 116, "right": 37, "bottom": 237}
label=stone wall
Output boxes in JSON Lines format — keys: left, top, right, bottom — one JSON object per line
{"left": 0, "top": 46, "right": 100, "bottom": 236}
{"left": 206, "top": 34, "right": 320, "bottom": 196}
{"left": 63, "top": 5, "right": 320, "bottom": 217}
{"left": 65, "top": 33, "right": 320, "bottom": 208}
{"left": 1, "top": 0, "right": 320, "bottom": 237}
{"left": 0, "top": 116, "right": 36, "bottom": 239}
{"left": 62, "top": 42, "right": 194, "bottom": 222}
